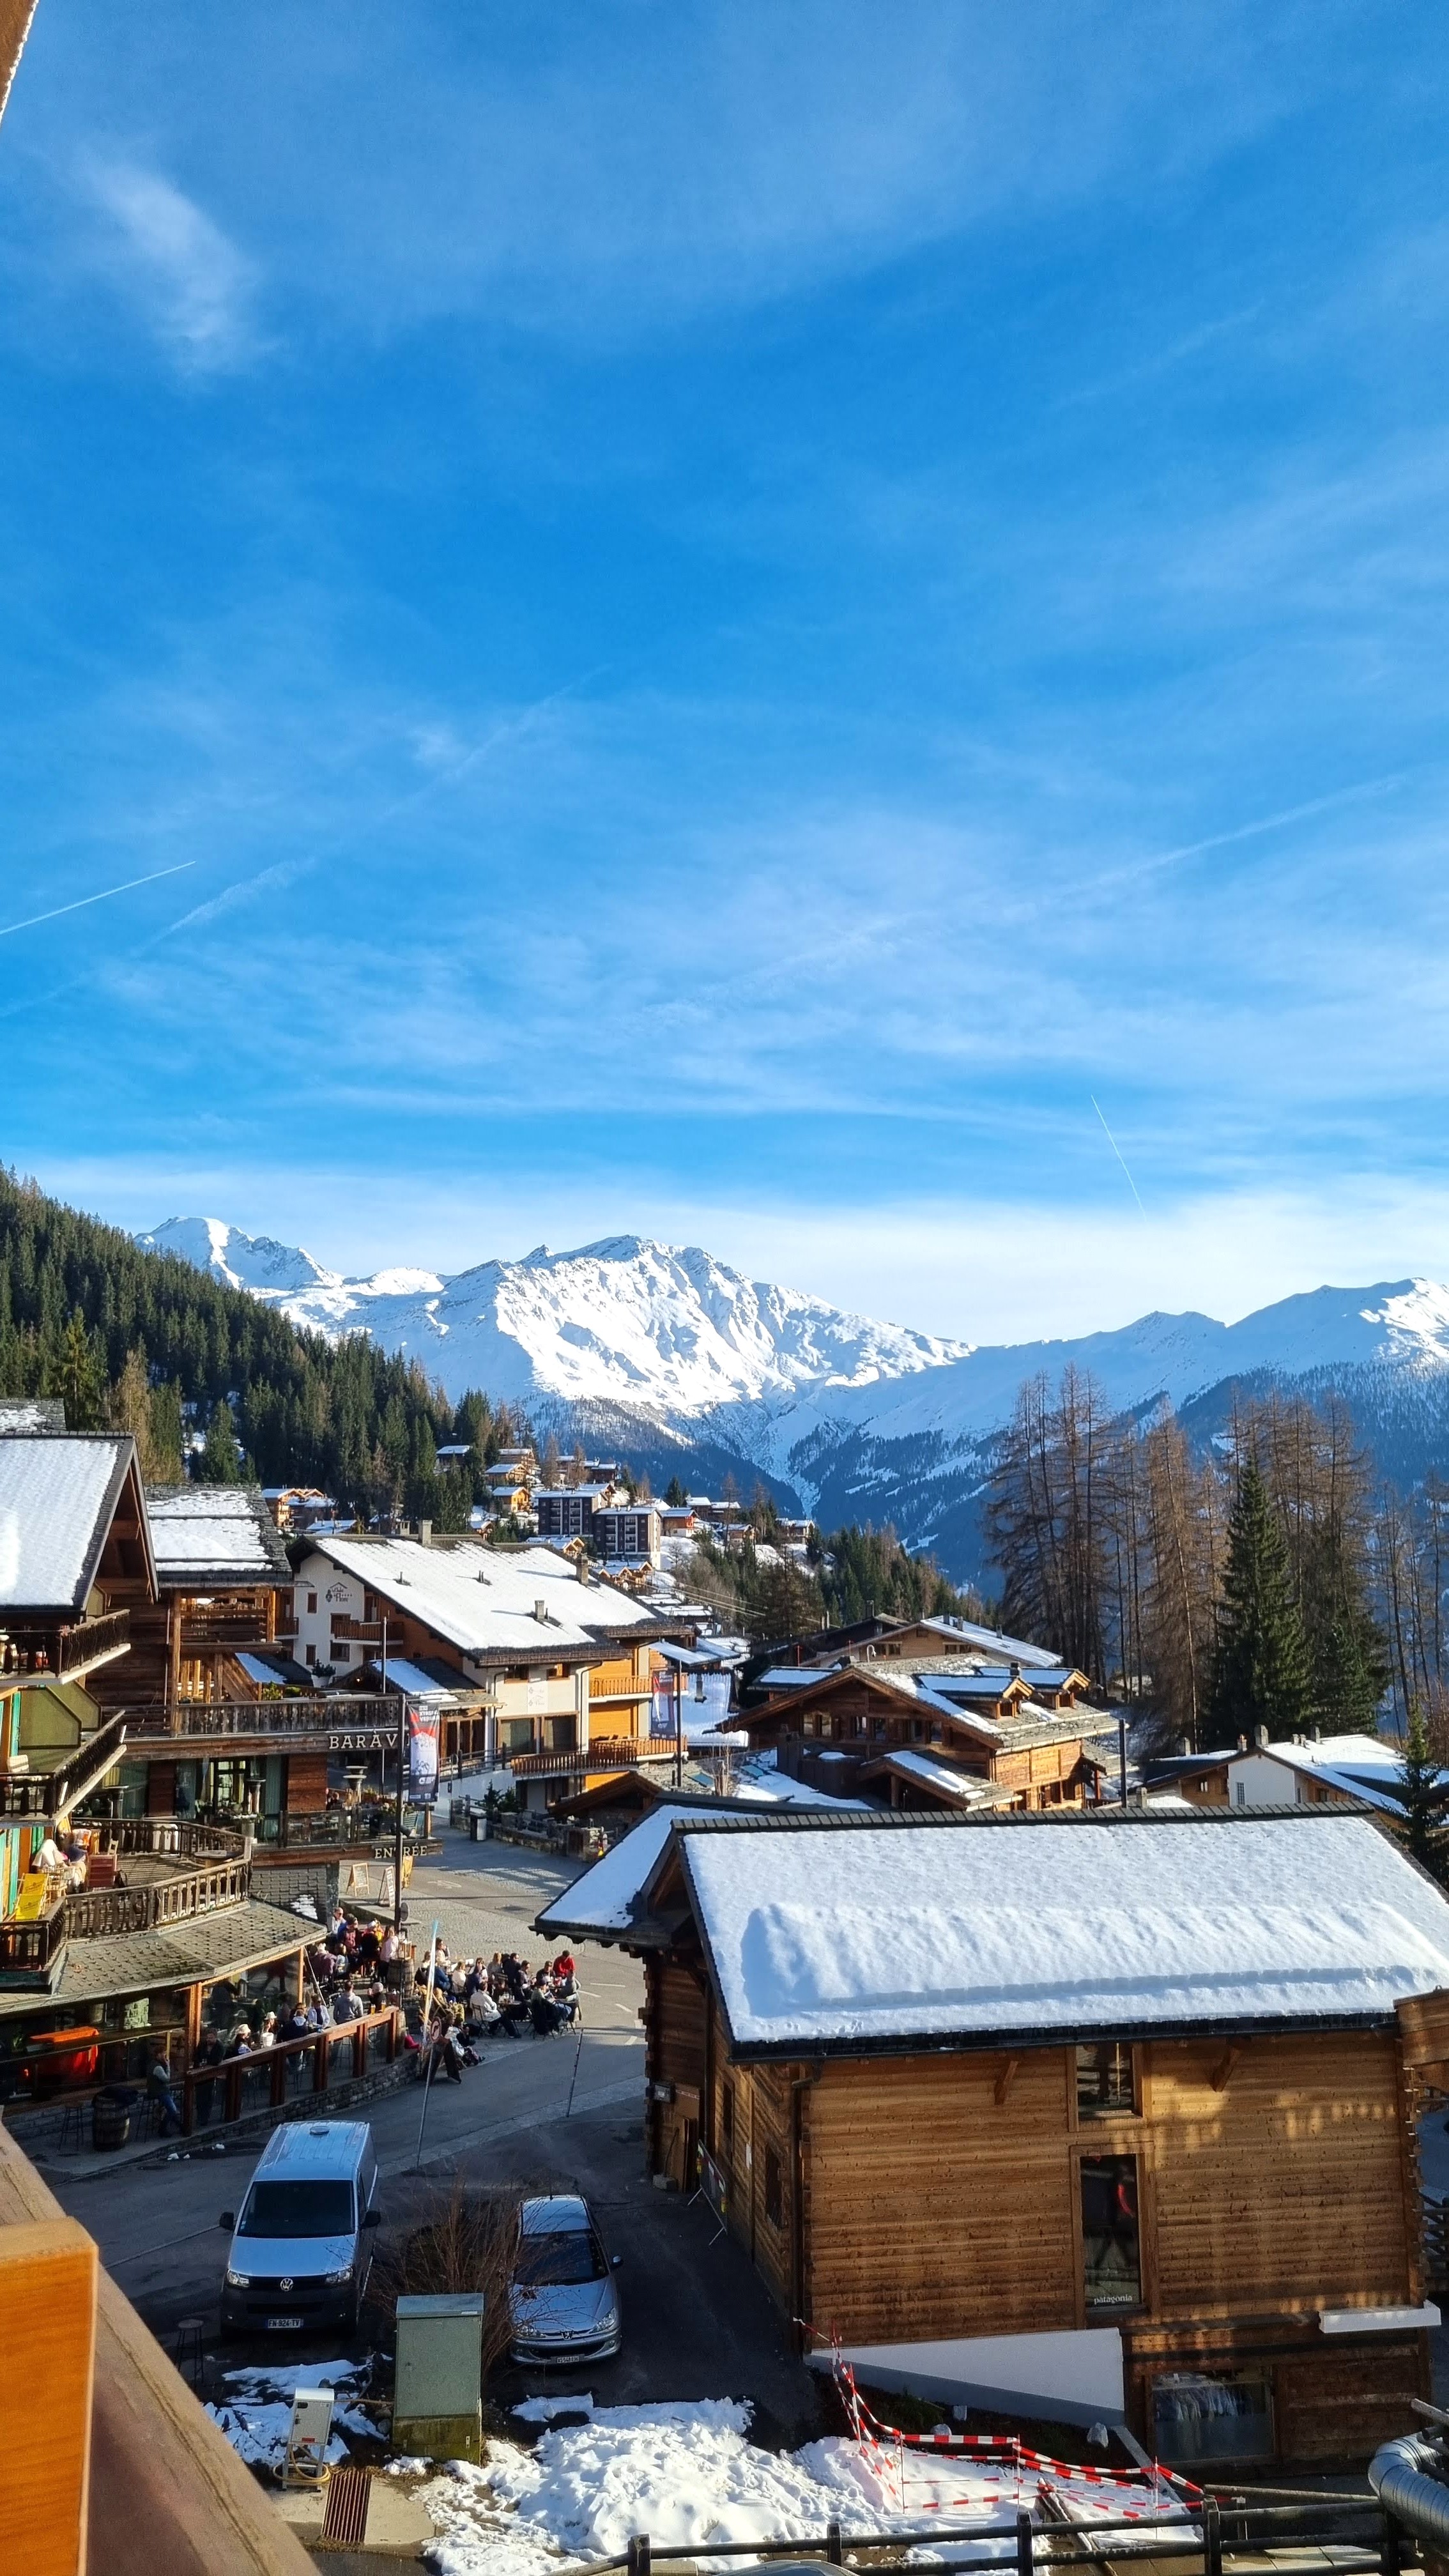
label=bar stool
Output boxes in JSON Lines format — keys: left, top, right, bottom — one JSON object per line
{"left": 173, "top": 2317, "right": 207, "bottom": 2388}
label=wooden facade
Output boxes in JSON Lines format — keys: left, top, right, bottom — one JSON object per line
{"left": 739, "top": 1664, "right": 1104, "bottom": 1813}
{"left": 641, "top": 1952, "right": 1433, "bottom": 2464}
{"left": 545, "top": 1811, "right": 1449, "bottom": 2471}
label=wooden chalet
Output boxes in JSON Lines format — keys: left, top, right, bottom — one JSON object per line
{"left": 0, "top": 1429, "right": 157, "bottom": 1805}
{"left": 540, "top": 1805, "right": 1449, "bottom": 2469}
{"left": 289, "top": 1532, "right": 691, "bottom": 1809}
{"left": 91, "top": 1482, "right": 295, "bottom": 1708}
{"left": 737, "top": 1659, "right": 1107, "bottom": 1813}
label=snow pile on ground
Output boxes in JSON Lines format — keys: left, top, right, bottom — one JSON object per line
{"left": 413, "top": 2400, "right": 1098, "bottom": 2573}
{"left": 205, "top": 2356, "right": 375, "bottom": 2472}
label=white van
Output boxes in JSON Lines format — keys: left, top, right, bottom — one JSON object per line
{"left": 219, "top": 2120, "right": 380, "bottom": 2336}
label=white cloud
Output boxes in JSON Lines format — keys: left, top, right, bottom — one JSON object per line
{"left": 80, "top": 158, "right": 257, "bottom": 367}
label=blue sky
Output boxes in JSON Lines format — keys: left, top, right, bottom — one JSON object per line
{"left": 4, "top": 1, "right": 1449, "bottom": 1342}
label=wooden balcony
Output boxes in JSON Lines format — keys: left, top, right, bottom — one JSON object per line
{"left": 125, "top": 1694, "right": 398, "bottom": 1744}
{"left": 509, "top": 1733, "right": 680, "bottom": 1779}
{"left": 1, "top": 1607, "right": 131, "bottom": 1682}
{"left": 0, "top": 1880, "right": 67, "bottom": 1987}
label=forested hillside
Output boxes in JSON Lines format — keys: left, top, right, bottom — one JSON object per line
{"left": 0, "top": 1168, "right": 523, "bottom": 1522}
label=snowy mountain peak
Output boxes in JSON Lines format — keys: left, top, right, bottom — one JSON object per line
{"left": 135, "top": 1221, "right": 968, "bottom": 1413}
{"left": 137, "top": 1217, "right": 341, "bottom": 1298}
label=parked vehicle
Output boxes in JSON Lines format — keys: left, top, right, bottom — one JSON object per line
{"left": 509, "top": 2193, "right": 622, "bottom": 2365}
{"left": 218, "top": 2119, "right": 380, "bottom": 2336}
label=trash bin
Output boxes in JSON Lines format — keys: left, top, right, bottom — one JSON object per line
{"left": 92, "top": 2085, "right": 140, "bottom": 2152}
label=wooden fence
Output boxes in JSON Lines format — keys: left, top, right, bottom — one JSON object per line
{"left": 180, "top": 2006, "right": 402, "bottom": 2132}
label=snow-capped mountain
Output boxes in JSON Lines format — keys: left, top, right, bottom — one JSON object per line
{"left": 138, "top": 1223, "right": 968, "bottom": 1412}
{"left": 139, "top": 1217, "right": 1449, "bottom": 1578}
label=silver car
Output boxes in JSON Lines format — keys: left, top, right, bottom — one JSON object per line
{"left": 510, "top": 2193, "right": 622, "bottom": 2366}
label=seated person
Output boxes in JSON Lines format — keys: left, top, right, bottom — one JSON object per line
{"left": 29, "top": 1834, "right": 66, "bottom": 1874}
{"left": 331, "top": 1982, "right": 363, "bottom": 2024}
{"left": 466, "top": 1984, "right": 502, "bottom": 2032}
{"left": 529, "top": 1984, "right": 565, "bottom": 2038}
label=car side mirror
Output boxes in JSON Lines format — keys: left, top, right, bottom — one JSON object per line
{"left": 218, "top": 2212, "right": 234, "bottom": 2230}
{"left": 363, "top": 2207, "right": 381, "bottom": 2228}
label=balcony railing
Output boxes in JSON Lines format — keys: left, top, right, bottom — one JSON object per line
{"left": 508, "top": 1732, "right": 680, "bottom": 1778}
{"left": 125, "top": 1695, "right": 405, "bottom": 1742}
{"left": 0, "top": 1607, "right": 132, "bottom": 1681}
{"left": 65, "top": 1857, "right": 250, "bottom": 1938}
{"left": 0, "top": 1884, "right": 68, "bottom": 1984}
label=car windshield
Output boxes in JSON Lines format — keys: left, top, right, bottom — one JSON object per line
{"left": 238, "top": 2180, "right": 354, "bottom": 2239}
{"left": 516, "top": 2227, "right": 606, "bottom": 2287}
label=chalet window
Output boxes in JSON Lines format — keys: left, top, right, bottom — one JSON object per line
{"left": 1077, "top": 2043, "right": 1136, "bottom": 2120}
{"left": 1153, "top": 2373, "right": 1273, "bottom": 2467}
{"left": 721, "top": 2082, "right": 735, "bottom": 2157}
{"left": 763, "top": 2144, "right": 783, "bottom": 2229}
{"left": 307, "top": 1591, "right": 318, "bottom": 1614}
{"left": 1080, "top": 2154, "right": 1141, "bottom": 2310}
{"left": 501, "top": 1718, "right": 533, "bottom": 1753}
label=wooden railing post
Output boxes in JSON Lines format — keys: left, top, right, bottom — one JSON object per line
{"left": 1016, "top": 2508, "right": 1033, "bottom": 2576}
{"left": 313, "top": 2034, "right": 327, "bottom": 2096}
{"left": 1203, "top": 2497, "right": 1222, "bottom": 2576}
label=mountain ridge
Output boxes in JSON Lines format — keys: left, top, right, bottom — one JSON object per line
{"left": 137, "top": 1218, "right": 1449, "bottom": 1577}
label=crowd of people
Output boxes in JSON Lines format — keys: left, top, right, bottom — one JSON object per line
{"left": 409, "top": 1943, "right": 581, "bottom": 2082}
{"left": 172, "top": 1913, "right": 582, "bottom": 2116}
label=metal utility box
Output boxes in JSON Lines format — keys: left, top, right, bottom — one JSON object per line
{"left": 392, "top": 2292, "right": 484, "bottom": 2462}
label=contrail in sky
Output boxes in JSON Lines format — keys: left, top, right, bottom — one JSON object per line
{"left": 0, "top": 861, "right": 194, "bottom": 942}
{"left": 1091, "top": 1094, "right": 1147, "bottom": 1218}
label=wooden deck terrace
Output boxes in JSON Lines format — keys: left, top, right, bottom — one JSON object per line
{"left": 0, "top": 1817, "right": 252, "bottom": 1980}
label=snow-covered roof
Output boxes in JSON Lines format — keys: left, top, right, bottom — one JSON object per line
{"left": 907, "top": 1617, "right": 1061, "bottom": 1667}
{"left": 369, "top": 1655, "right": 460, "bottom": 1702}
{"left": 0, "top": 1434, "right": 144, "bottom": 1615}
{"left": 673, "top": 1811, "right": 1449, "bottom": 2054}
{"left": 866, "top": 1748, "right": 1001, "bottom": 1807}
{"left": 300, "top": 1534, "right": 673, "bottom": 1664}
{"left": 536, "top": 1805, "right": 686, "bottom": 1934}
{"left": 144, "top": 1484, "right": 291, "bottom": 1589}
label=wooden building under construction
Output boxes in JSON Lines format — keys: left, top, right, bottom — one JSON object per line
{"left": 540, "top": 1805, "right": 1449, "bottom": 2469}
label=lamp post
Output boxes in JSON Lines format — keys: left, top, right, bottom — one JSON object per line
{"left": 387, "top": 1613, "right": 406, "bottom": 1931}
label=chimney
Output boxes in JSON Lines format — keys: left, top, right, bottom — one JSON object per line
{"left": 1177, "top": 1737, "right": 1190, "bottom": 1758}
{"left": 417, "top": 1520, "right": 433, "bottom": 1547}
{"left": 1237, "top": 1735, "right": 1248, "bottom": 1752}
{"left": 1254, "top": 1723, "right": 1269, "bottom": 1749}
{"left": 576, "top": 1556, "right": 591, "bottom": 1585}
{"left": 1009, "top": 1661, "right": 1020, "bottom": 1682}
{"left": 534, "top": 1598, "right": 549, "bottom": 1623}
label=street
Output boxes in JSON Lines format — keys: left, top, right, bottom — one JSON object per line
{"left": 43, "top": 1825, "right": 824, "bottom": 2443}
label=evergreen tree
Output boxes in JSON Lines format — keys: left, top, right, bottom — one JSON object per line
{"left": 50, "top": 1308, "right": 106, "bottom": 1430}
{"left": 200, "top": 1398, "right": 243, "bottom": 1484}
{"left": 1398, "top": 1705, "right": 1449, "bottom": 1880}
{"left": 664, "top": 1476, "right": 687, "bottom": 1508}
{"left": 1209, "top": 1459, "right": 1312, "bottom": 1742}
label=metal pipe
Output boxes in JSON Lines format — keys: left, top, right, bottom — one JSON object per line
{"left": 1369, "top": 2432, "right": 1449, "bottom": 2550}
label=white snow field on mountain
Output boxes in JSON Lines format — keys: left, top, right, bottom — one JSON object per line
{"left": 137, "top": 1216, "right": 1449, "bottom": 1577}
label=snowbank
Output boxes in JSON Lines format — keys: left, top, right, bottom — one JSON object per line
{"left": 204, "top": 2357, "right": 374, "bottom": 2472}
{"left": 413, "top": 2400, "right": 1162, "bottom": 2573}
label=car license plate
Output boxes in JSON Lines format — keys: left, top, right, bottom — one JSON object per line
{"left": 266, "top": 2315, "right": 303, "bottom": 2329}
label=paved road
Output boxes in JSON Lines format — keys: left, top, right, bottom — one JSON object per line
{"left": 41, "top": 1825, "right": 824, "bottom": 2441}
{"left": 46, "top": 1833, "right": 645, "bottom": 2322}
